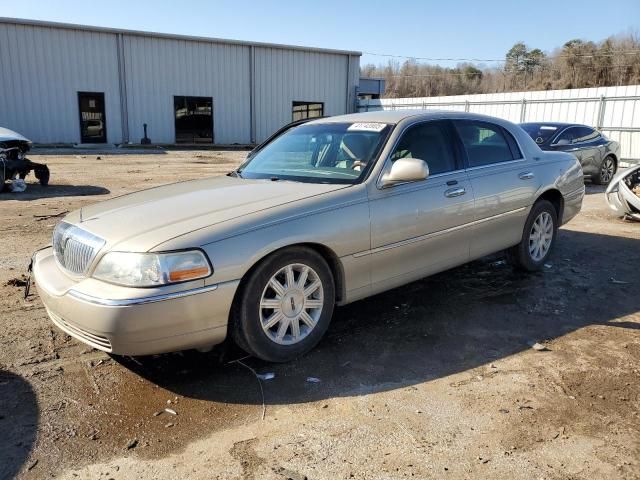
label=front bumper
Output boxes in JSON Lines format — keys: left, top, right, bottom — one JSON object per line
{"left": 33, "top": 247, "right": 239, "bottom": 355}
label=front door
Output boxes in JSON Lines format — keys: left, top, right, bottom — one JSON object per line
{"left": 78, "top": 92, "right": 107, "bottom": 143}
{"left": 367, "top": 120, "right": 475, "bottom": 292}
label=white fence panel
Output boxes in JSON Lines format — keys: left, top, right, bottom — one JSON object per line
{"left": 358, "top": 85, "right": 640, "bottom": 163}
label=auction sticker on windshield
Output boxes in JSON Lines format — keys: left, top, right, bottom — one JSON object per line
{"left": 347, "top": 122, "right": 387, "bottom": 132}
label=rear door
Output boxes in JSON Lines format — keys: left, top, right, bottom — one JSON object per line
{"left": 454, "top": 120, "right": 539, "bottom": 259}
{"left": 367, "top": 120, "right": 475, "bottom": 290}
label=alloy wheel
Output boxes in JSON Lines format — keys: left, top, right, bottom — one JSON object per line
{"left": 259, "top": 263, "right": 323, "bottom": 345}
{"left": 601, "top": 157, "right": 615, "bottom": 184}
{"left": 528, "top": 211, "right": 553, "bottom": 262}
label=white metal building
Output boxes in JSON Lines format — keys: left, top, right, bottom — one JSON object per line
{"left": 0, "top": 18, "right": 361, "bottom": 145}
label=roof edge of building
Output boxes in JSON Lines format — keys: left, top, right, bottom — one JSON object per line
{"left": 0, "top": 17, "right": 362, "bottom": 57}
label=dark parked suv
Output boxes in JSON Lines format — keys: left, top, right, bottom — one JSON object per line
{"left": 520, "top": 123, "right": 620, "bottom": 185}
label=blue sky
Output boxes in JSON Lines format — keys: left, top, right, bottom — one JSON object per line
{"left": 3, "top": 0, "right": 639, "bottom": 67}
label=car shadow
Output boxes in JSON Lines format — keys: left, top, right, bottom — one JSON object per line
{"left": 113, "top": 229, "right": 639, "bottom": 407}
{"left": 0, "top": 184, "right": 110, "bottom": 200}
{"left": 0, "top": 370, "right": 38, "bottom": 479}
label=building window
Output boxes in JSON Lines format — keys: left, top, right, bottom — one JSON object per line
{"left": 292, "top": 101, "right": 324, "bottom": 122}
{"left": 174, "top": 96, "right": 213, "bottom": 144}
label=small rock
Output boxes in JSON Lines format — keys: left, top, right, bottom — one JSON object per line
{"left": 530, "top": 342, "right": 549, "bottom": 351}
{"left": 27, "top": 460, "right": 38, "bottom": 471}
{"left": 164, "top": 422, "right": 174, "bottom": 428}
{"left": 499, "top": 408, "right": 510, "bottom": 414}
{"left": 164, "top": 408, "right": 177, "bottom": 415}
{"left": 153, "top": 411, "right": 162, "bottom": 417}
{"left": 306, "top": 377, "right": 321, "bottom": 383}
{"left": 126, "top": 439, "right": 138, "bottom": 450}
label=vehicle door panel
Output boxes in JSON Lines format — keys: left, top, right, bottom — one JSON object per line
{"left": 366, "top": 120, "right": 475, "bottom": 290}
{"left": 454, "top": 120, "right": 540, "bottom": 258}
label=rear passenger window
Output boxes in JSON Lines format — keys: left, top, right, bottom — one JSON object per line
{"left": 455, "top": 121, "right": 519, "bottom": 168}
{"left": 391, "top": 121, "right": 457, "bottom": 175}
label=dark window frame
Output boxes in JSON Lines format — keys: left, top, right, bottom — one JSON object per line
{"left": 292, "top": 101, "right": 324, "bottom": 122}
{"left": 77, "top": 91, "right": 107, "bottom": 144}
{"left": 453, "top": 120, "right": 520, "bottom": 169}
{"left": 174, "top": 95, "right": 214, "bottom": 144}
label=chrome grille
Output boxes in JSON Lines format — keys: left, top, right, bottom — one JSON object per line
{"left": 52, "top": 222, "right": 105, "bottom": 276}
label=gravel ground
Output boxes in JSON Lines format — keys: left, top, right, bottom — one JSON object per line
{"left": 0, "top": 150, "right": 639, "bottom": 480}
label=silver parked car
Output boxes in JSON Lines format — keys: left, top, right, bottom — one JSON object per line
{"left": 33, "top": 111, "right": 585, "bottom": 362}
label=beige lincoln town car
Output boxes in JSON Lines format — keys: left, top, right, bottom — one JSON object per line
{"left": 33, "top": 111, "right": 585, "bottom": 362}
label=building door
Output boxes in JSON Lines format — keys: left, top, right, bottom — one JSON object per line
{"left": 174, "top": 96, "right": 214, "bottom": 144}
{"left": 78, "top": 92, "right": 107, "bottom": 143}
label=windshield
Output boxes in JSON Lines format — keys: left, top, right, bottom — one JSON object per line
{"left": 238, "top": 122, "right": 392, "bottom": 184}
{"left": 520, "top": 123, "right": 559, "bottom": 145}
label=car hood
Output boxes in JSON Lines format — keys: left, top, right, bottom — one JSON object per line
{"left": 0, "top": 127, "right": 31, "bottom": 143}
{"left": 75, "top": 175, "right": 349, "bottom": 251}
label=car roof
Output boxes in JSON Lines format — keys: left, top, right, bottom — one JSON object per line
{"left": 307, "top": 110, "right": 512, "bottom": 125}
{"left": 520, "top": 122, "right": 587, "bottom": 128}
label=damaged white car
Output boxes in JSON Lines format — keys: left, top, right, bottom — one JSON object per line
{"left": 605, "top": 165, "right": 640, "bottom": 221}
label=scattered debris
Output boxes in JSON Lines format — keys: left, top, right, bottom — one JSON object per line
{"left": 34, "top": 211, "right": 69, "bottom": 221}
{"left": 529, "top": 342, "right": 549, "bottom": 351}
{"left": 27, "top": 459, "right": 38, "bottom": 471}
{"left": 153, "top": 411, "right": 162, "bottom": 417}
{"left": 256, "top": 372, "right": 275, "bottom": 381}
{"left": 126, "top": 439, "right": 138, "bottom": 450}
{"left": 164, "top": 422, "right": 174, "bottom": 428}
{"left": 5, "top": 277, "right": 27, "bottom": 287}
{"left": 10, "top": 179, "right": 27, "bottom": 192}
{"left": 228, "top": 359, "right": 266, "bottom": 421}
{"left": 164, "top": 408, "right": 177, "bottom": 416}
{"left": 499, "top": 408, "right": 510, "bottom": 414}
{"left": 609, "top": 277, "right": 629, "bottom": 285}
{"left": 306, "top": 377, "right": 321, "bottom": 383}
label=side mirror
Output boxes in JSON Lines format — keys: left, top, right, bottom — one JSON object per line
{"left": 380, "top": 158, "right": 429, "bottom": 188}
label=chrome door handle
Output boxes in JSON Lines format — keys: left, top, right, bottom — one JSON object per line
{"left": 444, "top": 187, "right": 466, "bottom": 198}
{"left": 519, "top": 171, "right": 535, "bottom": 180}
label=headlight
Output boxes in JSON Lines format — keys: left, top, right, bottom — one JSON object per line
{"left": 93, "top": 250, "right": 212, "bottom": 287}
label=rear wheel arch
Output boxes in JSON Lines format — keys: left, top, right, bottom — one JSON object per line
{"left": 536, "top": 189, "right": 564, "bottom": 224}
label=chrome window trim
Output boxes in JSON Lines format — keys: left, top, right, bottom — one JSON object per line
{"left": 68, "top": 283, "right": 219, "bottom": 307}
{"left": 464, "top": 157, "right": 527, "bottom": 172}
{"left": 353, "top": 206, "right": 527, "bottom": 258}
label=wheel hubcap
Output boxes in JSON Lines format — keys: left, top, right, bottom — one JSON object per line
{"left": 601, "top": 158, "right": 614, "bottom": 183}
{"left": 528, "top": 211, "right": 553, "bottom": 262}
{"left": 259, "top": 263, "right": 323, "bottom": 345}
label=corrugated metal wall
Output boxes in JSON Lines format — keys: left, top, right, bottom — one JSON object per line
{"left": 0, "top": 23, "right": 122, "bottom": 144}
{"left": 123, "top": 35, "right": 251, "bottom": 144}
{"left": 0, "top": 19, "right": 360, "bottom": 145}
{"left": 253, "top": 48, "right": 353, "bottom": 142}
{"left": 358, "top": 85, "right": 640, "bottom": 161}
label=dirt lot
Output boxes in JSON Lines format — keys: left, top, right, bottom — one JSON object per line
{"left": 1, "top": 150, "right": 639, "bottom": 480}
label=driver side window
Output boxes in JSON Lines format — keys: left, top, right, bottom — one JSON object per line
{"left": 391, "top": 121, "right": 457, "bottom": 175}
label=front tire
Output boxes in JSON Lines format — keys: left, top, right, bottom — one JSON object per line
{"left": 593, "top": 155, "right": 616, "bottom": 185}
{"left": 231, "top": 247, "right": 335, "bottom": 362}
{"left": 508, "top": 200, "right": 558, "bottom": 272}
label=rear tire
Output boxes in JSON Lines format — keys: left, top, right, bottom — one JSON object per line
{"left": 508, "top": 200, "right": 558, "bottom": 272}
{"left": 593, "top": 155, "right": 616, "bottom": 185}
{"left": 35, "top": 165, "right": 50, "bottom": 186}
{"left": 230, "top": 247, "right": 335, "bottom": 362}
